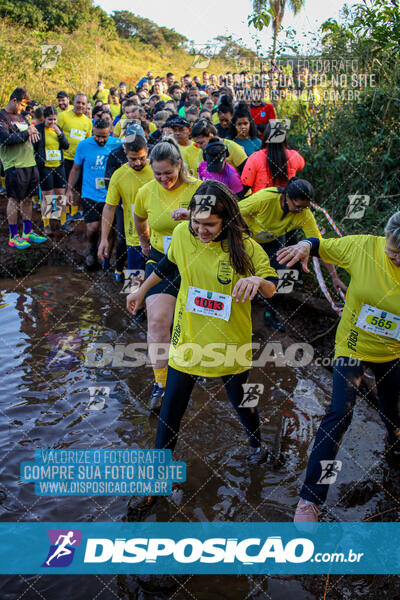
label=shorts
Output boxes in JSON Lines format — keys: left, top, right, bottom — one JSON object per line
{"left": 39, "top": 164, "right": 66, "bottom": 191}
{"left": 64, "top": 158, "right": 82, "bottom": 193}
{"left": 127, "top": 245, "right": 145, "bottom": 271}
{"left": 5, "top": 165, "right": 39, "bottom": 201}
{"left": 82, "top": 198, "right": 105, "bottom": 223}
{"left": 145, "top": 260, "right": 180, "bottom": 298}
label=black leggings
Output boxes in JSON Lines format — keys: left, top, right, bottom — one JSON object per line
{"left": 155, "top": 366, "right": 261, "bottom": 452}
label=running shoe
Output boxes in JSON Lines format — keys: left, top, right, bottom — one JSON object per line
{"left": 8, "top": 234, "right": 31, "bottom": 250}
{"left": 294, "top": 498, "right": 319, "bottom": 522}
{"left": 60, "top": 223, "right": 74, "bottom": 234}
{"left": 248, "top": 445, "right": 269, "bottom": 465}
{"left": 67, "top": 210, "right": 84, "bottom": 222}
{"left": 264, "top": 311, "right": 286, "bottom": 333}
{"left": 149, "top": 382, "right": 165, "bottom": 414}
{"left": 21, "top": 230, "right": 47, "bottom": 244}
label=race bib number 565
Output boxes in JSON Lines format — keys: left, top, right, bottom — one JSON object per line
{"left": 356, "top": 304, "right": 400, "bottom": 341}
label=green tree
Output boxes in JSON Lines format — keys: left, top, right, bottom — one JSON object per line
{"left": 251, "top": 0, "right": 305, "bottom": 61}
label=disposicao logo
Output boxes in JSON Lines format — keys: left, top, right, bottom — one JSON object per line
{"left": 42, "top": 529, "right": 82, "bottom": 567}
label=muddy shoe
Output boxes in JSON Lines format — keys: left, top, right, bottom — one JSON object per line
{"left": 127, "top": 495, "right": 158, "bottom": 521}
{"left": 248, "top": 445, "right": 268, "bottom": 465}
{"left": 294, "top": 498, "right": 319, "bottom": 522}
{"left": 149, "top": 382, "right": 165, "bottom": 415}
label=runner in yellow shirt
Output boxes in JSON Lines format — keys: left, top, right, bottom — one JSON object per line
{"left": 277, "top": 211, "right": 400, "bottom": 522}
{"left": 127, "top": 179, "right": 278, "bottom": 482}
{"left": 98, "top": 136, "right": 153, "bottom": 271}
{"left": 239, "top": 178, "right": 346, "bottom": 331}
{"left": 133, "top": 137, "right": 202, "bottom": 410}
{"left": 58, "top": 93, "right": 92, "bottom": 219}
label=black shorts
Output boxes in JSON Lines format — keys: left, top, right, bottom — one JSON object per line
{"left": 82, "top": 198, "right": 105, "bottom": 223}
{"left": 5, "top": 165, "right": 39, "bottom": 201}
{"left": 39, "top": 164, "right": 66, "bottom": 191}
{"left": 64, "top": 158, "right": 82, "bottom": 193}
{"left": 145, "top": 259, "right": 181, "bottom": 298}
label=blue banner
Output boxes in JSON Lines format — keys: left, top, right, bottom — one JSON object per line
{"left": 0, "top": 522, "right": 399, "bottom": 574}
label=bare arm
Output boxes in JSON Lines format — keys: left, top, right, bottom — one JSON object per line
{"left": 134, "top": 213, "right": 150, "bottom": 255}
{"left": 98, "top": 204, "right": 117, "bottom": 260}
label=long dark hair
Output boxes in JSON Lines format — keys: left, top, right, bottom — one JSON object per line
{"left": 262, "top": 122, "right": 288, "bottom": 185}
{"left": 188, "top": 180, "right": 255, "bottom": 276}
{"left": 227, "top": 102, "right": 258, "bottom": 139}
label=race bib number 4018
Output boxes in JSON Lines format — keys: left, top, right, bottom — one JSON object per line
{"left": 186, "top": 286, "right": 232, "bottom": 321}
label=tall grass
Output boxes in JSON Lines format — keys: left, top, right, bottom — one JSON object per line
{"left": 0, "top": 19, "right": 230, "bottom": 104}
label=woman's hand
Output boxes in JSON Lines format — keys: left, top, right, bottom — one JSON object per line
{"left": 331, "top": 275, "right": 347, "bottom": 294}
{"left": 276, "top": 241, "right": 311, "bottom": 272}
{"left": 232, "top": 276, "right": 262, "bottom": 303}
{"left": 126, "top": 288, "right": 146, "bottom": 315}
{"left": 52, "top": 124, "right": 62, "bottom": 135}
{"left": 171, "top": 208, "right": 190, "bottom": 221}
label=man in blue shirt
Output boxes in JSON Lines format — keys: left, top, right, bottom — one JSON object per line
{"left": 66, "top": 118, "right": 121, "bottom": 267}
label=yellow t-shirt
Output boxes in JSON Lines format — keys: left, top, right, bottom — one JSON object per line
{"left": 94, "top": 88, "right": 110, "bottom": 103}
{"left": 110, "top": 104, "right": 121, "bottom": 119}
{"left": 239, "top": 187, "right": 322, "bottom": 243}
{"left": 134, "top": 178, "right": 201, "bottom": 254}
{"left": 106, "top": 163, "right": 154, "bottom": 246}
{"left": 318, "top": 235, "right": 400, "bottom": 362}
{"left": 113, "top": 116, "right": 125, "bottom": 139}
{"left": 44, "top": 127, "right": 62, "bottom": 168}
{"left": 167, "top": 222, "right": 278, "bottom": 376}
{"left": 224, "top": 139, "right": 247, "bottom": 170}
{"left": 57, "top": 111, "right": 92, "bottom": 160}
{"left": 149, "top": 122, "right": 157, "bottom": 134}
{"left": 179, "top": 143, "right": 202, "bottom": 178}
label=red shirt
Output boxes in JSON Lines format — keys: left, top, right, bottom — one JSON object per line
{"left": 241, "top": 148, "right": 305, "bottom": 194}
{"left": 249, "top": 103, "right": 276, "bottom": 126}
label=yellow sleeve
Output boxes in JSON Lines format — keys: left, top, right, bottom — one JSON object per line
{"left": 106, "top": 172, "right": 120, "bottom": 206}
{"left": 86, "top": 118, "right": 92, "bottom": 138}
{"left": 114, "top": 121, "right": 122, "bottom": 138}
{"left": 246, "top": 238, "right": 278, "bottom": 279}
{"left": 133, "top": 187, "right": 147, "bottom": 219}
{"left": 227, "top": 140, "right": 247, "bottom": 168}
{"left": 239, "top": 191, "right": 265, "bottom": 218}
{"left": 298, "top": 209, "right": 322, "bottom": 239}
{"left": 318, "top": 235, "right": 362, "bottom": 271}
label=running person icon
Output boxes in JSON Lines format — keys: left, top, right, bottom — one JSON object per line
{"left": 46, "top": 531, "right": 77, "bottom": 566}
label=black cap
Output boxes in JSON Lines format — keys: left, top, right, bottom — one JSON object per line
{"left": 56, "top": 91, "right": 69, "bottom": 98}
{"left": 203, "top": 140, "right": 228, "bottom": 173}
{"left": 165, "top": 115, "right": 190, "bottom": 128}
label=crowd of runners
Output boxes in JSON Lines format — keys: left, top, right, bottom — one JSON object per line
{"left": 0, "top": 68, "right": 399, "bottom": 523}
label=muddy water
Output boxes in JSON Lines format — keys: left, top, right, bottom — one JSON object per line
{"left": 0, "top": 267, "right": 398, "bottom": 599}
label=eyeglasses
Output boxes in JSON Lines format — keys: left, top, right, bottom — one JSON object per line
{"left": 288, "top": 197, "right": 307, "bottom": 212}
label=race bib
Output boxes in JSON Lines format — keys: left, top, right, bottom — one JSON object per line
{"left": 15, "top": 122, "right": 28, "bottom": 132}
{"left": 45, "top": 149, "right": 61, "bottom": 161}
{"left": 70, "top": 128, "right": 85, "bottom": 140}
{"left": 163, "top": 235, "right": 172, "bottom": 254}
{"left": 95, "top": 178, "right": 105, "bottom": 190}
{"left": 186, "top": 286, "right": 232, "bottom": 322}
{"left": 356, "top": 304, "right": 400, "bottom": 341}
